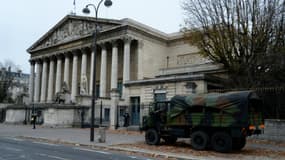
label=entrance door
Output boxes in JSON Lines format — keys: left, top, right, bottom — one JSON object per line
{"left": 130, "top": 97, "right": 140, "bottom": 125}
{"left": 104, "top": 108, "right": 110, "bottom": 122}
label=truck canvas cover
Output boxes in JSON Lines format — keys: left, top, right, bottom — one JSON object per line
{"left": 168, "top": 91, "right": 260, "bottom": 127}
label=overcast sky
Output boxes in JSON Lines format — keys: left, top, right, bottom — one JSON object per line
{"left": 0, "top": 0, "right": 184, "bottom": 73}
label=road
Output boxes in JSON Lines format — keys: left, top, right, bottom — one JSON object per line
{"left": 0, "top": 137, "right": 153, "bottom": 160}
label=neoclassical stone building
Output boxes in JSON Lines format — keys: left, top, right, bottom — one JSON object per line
{"left": 25, "top": 15, "right": 224, "bottom": 128}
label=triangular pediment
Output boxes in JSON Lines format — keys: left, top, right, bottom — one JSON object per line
{"left": 28, "top": 15, "right": 122, "bottom": 52}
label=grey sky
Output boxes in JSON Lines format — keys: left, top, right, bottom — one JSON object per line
{"left": 0, "top": 0, "right": 184, "bottom": 73}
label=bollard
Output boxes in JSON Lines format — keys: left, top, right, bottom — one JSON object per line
{"left": 98, "top": 126, "right": 106, "bottom": 143}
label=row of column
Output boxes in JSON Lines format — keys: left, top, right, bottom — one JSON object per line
{"left": 29, "top": 38, "right": 133, "bottom": 103}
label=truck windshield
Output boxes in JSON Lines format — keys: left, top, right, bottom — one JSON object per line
{"left": 154, "top": 102, "right": 170, "bottom": 112}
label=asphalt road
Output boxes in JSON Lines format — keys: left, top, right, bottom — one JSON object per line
{"left": 0, "top": 137, "right": 153, "bottom": 160}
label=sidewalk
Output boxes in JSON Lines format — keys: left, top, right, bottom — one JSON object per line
{"left": 0, "top": 124, "right": 144, "bottom": 147}
{"left": 1, "top": 124, "right": 285, "bottom": 160}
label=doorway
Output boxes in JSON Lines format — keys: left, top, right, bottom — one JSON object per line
{"left": 130, "top": 97, "right": 140, "bottom": 125}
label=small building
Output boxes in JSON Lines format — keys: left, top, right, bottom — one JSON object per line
{"left": 23, "top": 15, "right": 224, "bottom": 128}
{"left": 0, "top": 67, "right": 29, "bottom": 103}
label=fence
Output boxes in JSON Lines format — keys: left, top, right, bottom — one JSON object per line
{"left": 104, "top": 103, "right": 153, "bottom": 128}
{"left": 209, "top": 87, "right": 285, "bottom": 119}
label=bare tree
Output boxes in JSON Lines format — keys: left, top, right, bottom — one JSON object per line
{"left": 2, "top": 59, "right": 21, "bottom": 72}
{"left": 182, "top": 0, "right": 285, "bottom": 88}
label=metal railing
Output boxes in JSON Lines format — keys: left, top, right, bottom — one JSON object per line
{"left": 209, "top": 87, "right": 285, "bottom": 119}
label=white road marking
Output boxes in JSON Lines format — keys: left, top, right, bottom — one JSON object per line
{"left": 35, "top": 153, "right": 70, "bottom": 160}
{"left": 35, "top": 153, "right": 48, "bottom": 157}
{"left": 93, "top": 150, "right": 111, "bottom": 155}
{"left": 129, "top": 156, "right": 137, "bottom": 159}
{"left": 4, "top": 137, "right": 24, "bottom": 142}
{"left": 32, "top": 141, "right": 59, "bottom": 146}
{"left": 20, "top": 155, "right": 26, "bottom": 158}
{"left": 73, "top": 147, "right": 111, "bottom": 155}
{"left": 1, "top": 146, "right": 22, "bottom": 152}
{"left": 48, "top": 155, "right": 70, "bottom": 160}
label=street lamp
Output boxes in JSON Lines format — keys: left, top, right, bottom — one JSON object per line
{"left": 82, "top": 0, "right": 112, "bottom": 142}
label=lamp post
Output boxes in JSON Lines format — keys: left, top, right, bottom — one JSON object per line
{"left": 82, "top": 0, "right": 112, "bottom": 142}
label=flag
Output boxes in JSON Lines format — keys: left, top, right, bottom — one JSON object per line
{"left": 73, "top": 0, "right": 76, "bottom": 5}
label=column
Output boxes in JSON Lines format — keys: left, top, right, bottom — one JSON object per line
{"left": 100, "top": 44, "right": 107, "bottom": 97}
{"left": 122, "top": 37, "right": 131, "bottom": 98}
{"left": 55, "top": 56, "right": 62, "bottom": 93}
{"left": 63, "top": 55, "right": 70, "bottom": 88}
{"left": 137, "top": 40, "right": 144, "bottom": 79}
{"left": 47, "top": 58, "right": 55, "bottom": 102}
{"left": 71, "top": 52, "right": 78, "bottom": 103}
{"left": 40, "top": 59, "right": 48, "bottom": 102}
{"left": 111, "top": 41, "right": 118, "bottom": 90}
{"left": 80, "top": 49, "right": 88, "bottom": 95}
{"left": 110, "top": 90, "right": 119, "bottom": 130}
{"left": 34, "top": 61, "right": 42, "bottom": 102}
{"left": 29, "top": 61, "right": 35, "bottom": 103}
{"left": 89, "top": 50, "right": 94, "bottom": 95}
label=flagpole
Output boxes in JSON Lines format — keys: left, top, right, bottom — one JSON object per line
{"left": 73, "top": 0, "right": 76, "bottom": 15}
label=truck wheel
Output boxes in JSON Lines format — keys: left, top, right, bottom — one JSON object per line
{"left": 145, "top": 129, "right": 160, "bottom": 145}
{"left": 211, "top": 132, "right": 232, "bottom": 153}
{"left": 232, "top": 137, "right": 246, "bottom": 150}
{"left": 191, "top": 131, "right": 209, "bottom": 150}
{"left": 162, "top": 136, "right": 177, "bottom": 144}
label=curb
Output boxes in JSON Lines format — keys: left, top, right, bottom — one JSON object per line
{"left": 20, "top": 136, "right": 201, "bottom": 160}
{"left": 108, "top": 146, "right": 202, "bottom": 160}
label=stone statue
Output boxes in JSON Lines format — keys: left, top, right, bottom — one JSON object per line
{"left": 54, "top": 92, "right": 65, "bottom": 104}
{"left": 15, "top": 91, "right": 27, "bottom": 104}
{"left": 61, "top": 81, "right": 70, "bottom": 94}
{"left": 54, "top": 82, "right": 70, "bottom": 104}
{"left": 80, "top": 75, "right": 88, "bottom": 95}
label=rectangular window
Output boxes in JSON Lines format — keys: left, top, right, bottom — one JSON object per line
{"left": 154, "top": 93, "right": 166, "bottom": 102}
{"left": 96, "top": 84, "right": 100, "bottom": 98}
{"left": 118, "top": 82, "right": 123, "bottom": 97}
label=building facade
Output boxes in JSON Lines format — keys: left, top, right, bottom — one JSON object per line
{"left": 25, "top": 15, "right": 224, "bottom": 128}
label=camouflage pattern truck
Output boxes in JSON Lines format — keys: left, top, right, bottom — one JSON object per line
{"left": 141, "top": 91, "right": 264, "bottom": 152}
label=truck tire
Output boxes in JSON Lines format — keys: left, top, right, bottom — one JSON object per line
{"left": 191, "top": 131, "right": 209, "bottom": 150}
{"left": 232, "top": 137, "right": 246, "bottom": 150}
{"left": 162, "top": 136, "right": 177, "bottom": 144}
{"left": 211, "top": 132, "right": 232, "bottom": 153}
{"left": 145, "top": 129, "right": 160, "bottom": 145}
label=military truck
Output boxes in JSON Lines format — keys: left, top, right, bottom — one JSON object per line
{"left": 141, "top": 91, "right": 264, "bottom": 152}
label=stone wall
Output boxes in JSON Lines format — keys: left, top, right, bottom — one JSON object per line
{"left": 140, "top": 39, "right": 167, "bottom": 79}
{"left": 4, "top": 104, "right": 90, "bottom": 127}
{"left": 128, "top": 79, "right": 207, "bottom": 104}
{"left": 5, "top": 109, "right": 26, "bottom": 124}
